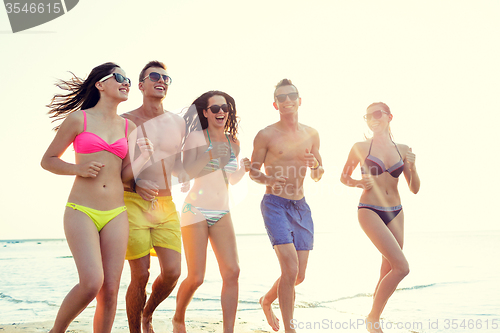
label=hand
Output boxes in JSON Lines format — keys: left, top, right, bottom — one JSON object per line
{"left": 360, "top": 174, "right": 374, "bottom": 190}
{"left": 177, "top": 170, "right": 190, "bottom": 183}
{"left": 304, "top": 149, "right": 318, "bottom": 168}
{"left": 137, "top": 138, "right": 154, "bottom": 156}
{"left": 136, "top": 179, "right": 159, "bottom": 201}
{"left": 177, "top": 171, "right": 191, "bottom": 193}
{"left": 271, "top": 175, "right": 288, "bottom": 191}
{"left": 406, "top": 148, "right": 416, "bottom": 169}
{"left": 181, "top": 181, "right": 190, "bottom": 193}
{"left": 240, "top": 157, "right": 251, "bottom": 172}
{"left": 210, "top": 143, "right": 229, "bottom": 159}
{"left": 77, "top": 161, "right": 104, "bottom": 178}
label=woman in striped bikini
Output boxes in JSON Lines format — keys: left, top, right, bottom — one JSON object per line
{"left": 172, "top": 91, "right": 251, "bottom": 333}
{"left": 340, "top": 102, "right": 420, "bottom": 333}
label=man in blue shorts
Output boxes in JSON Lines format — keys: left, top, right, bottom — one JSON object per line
{"left": 250, "top": 79, "right": 324, "bottom": 333}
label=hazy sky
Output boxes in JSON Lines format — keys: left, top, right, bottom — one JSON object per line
{"left": 1, "top": 0, "right": 499, "bottom": 240}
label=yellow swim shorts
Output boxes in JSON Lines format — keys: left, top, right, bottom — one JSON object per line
{"left": 124, "top": 191, "right": 181, "bottom": 260}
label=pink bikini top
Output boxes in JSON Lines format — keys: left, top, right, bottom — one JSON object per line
{"left": 73, "top": 110, "right": 129, "bottom": 159}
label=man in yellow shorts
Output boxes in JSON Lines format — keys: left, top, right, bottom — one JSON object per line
{"left": 121, "top": 61, "right": 187, "bottom": 333}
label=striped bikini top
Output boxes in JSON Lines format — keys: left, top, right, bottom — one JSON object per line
{"left": 203, "top": 130, "right": 238, "bottom": 174}
{"left": 73, "top": 110, "right": 129, "bottom": 159}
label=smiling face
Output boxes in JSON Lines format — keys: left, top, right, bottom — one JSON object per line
{"left": 139, "top": 66, "right": 168, "bottom": 100}
{"left": 273, "top": 85, "right": 301, "bottom": 115}
{"left": 366, "top": 104, "right": 392, "bottom": 133}
{"left": 203, "top": 95, "right": 228, "bottom": 129}
{"left": 97, "top": 67, "right": 130, "bottom": 102}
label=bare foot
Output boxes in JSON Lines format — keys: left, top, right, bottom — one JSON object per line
{"left": 259, "top": 296, "right": 279, "bottom": 332}
{"left": 172, "top": 317, "right": 187, "bottom": 333}
{"left": 365, "top": 316, "right": 383, "bottom": 333}
{"left": 142, "top": 313, "right": 155, "bottom": 333}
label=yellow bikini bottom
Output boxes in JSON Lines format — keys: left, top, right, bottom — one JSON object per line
{"left": 66, "top": 203, "right": 127, "bottom": 232}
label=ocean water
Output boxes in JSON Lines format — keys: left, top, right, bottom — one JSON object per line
{"left": 0, "top": 231, "right": 498, "bottom": 332}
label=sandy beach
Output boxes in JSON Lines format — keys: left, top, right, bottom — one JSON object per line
{"left": 0, "top": 313, "right": 274, "bottom": 333}
{"left": 0, "top": 317, "right": 257, "bottom": 333}
{"left": 0, "top": 307, "right": 417, "bottom": 333}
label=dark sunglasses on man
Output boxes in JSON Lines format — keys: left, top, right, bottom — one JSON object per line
{"left": 141, "top": 72, "right": 172, "bottom": 85}
{"left": 275, "top": 92, "right": 299, "bottom": 103}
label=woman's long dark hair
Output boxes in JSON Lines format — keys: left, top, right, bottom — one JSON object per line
{"left": 184, "top": 90, "right": 239, "bottom": 141}
{"left": 47, "top": 62, "right": 120, "bottom": 130}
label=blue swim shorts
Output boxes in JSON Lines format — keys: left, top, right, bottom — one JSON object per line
{"left": 260, "top": 194, "right": 314, "bottom": 251}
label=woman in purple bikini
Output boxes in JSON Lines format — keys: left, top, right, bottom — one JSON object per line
{"left": 340, "top": 102, "right": 420, "bottom": 333}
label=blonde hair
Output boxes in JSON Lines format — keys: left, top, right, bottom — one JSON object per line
{"left": 365, "top": 102, "right": 393, "bottom": 139}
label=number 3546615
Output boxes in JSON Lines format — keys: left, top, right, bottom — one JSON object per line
{"left": 5, "top": 3, "right": 61, "bottom": 14}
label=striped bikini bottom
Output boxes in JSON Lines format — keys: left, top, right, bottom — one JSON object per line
{"left": 182, "top": 203, "right": 229, "bottom": 227}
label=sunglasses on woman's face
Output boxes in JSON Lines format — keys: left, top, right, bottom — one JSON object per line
{"left": 206, "top": 104, "right": 229, "bottom": 113}
{"left": 275, "top": 92, "right": 299, "bottom": 103}
{"left": 141, "top": 72, "right": 172, "bottom": 85}
{"left": 99, "top": 73, "right": 131, "bottom": 85}
{"left": 363, "top": 110, "right": 390, "bottom": 121}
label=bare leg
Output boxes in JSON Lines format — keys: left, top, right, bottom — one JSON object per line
{"left": 272, "top": 244, "right": 307, "bottom": 333}
{"left": 373, "top": 221, "right": 404, "bottom": 299}
{"left": 209, "top": 213, "right": 240, "bottom": 333}
{"left": 172, "top": 212, "right": 209, "bottom": 333}
{"left": 373, "top": 257, "right": 392, "bottom": 299}
{"left": 295, "top": 251, "right": 309, "bottom": 287}
{"left": 93, "top": 212, "right": 129, "bottom": 333}
{"left": 142, "top": 247, "right": 181, "bottom": 333}
{"left": 49, "top": 208, "right": 104, "bottom": 333}
{"left": 260, "top": 278, "right": 280, "bottom": 332}
{"left": 358, "top": 209, "right": 408, "bottom": 333}
{"left": 260, "top": 249, "right": 309, "bottom": 332}
{"left": 126, "top": 255, "right": 151, "bottom": 333}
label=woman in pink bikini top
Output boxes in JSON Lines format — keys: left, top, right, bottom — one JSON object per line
{"left": 41, "top": 62, "right": 151, "bottom": 333}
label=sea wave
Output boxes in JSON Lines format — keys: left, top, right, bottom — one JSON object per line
{"left": 0, "top": 293, "right": 57, "bottom": 306}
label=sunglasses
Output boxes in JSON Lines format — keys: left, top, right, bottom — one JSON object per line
{"left": 141, "top": 72, "right": 172, "bottom": 85}
{"left": 206, "top": 104, "right": 229, "bottom": 113}
{"left": 275, "top": 92, "right": 299, "bottom": 103}
{"left": 99, "top": 73, "right": 131, "bottom": 85}
{"left": 363, "top": 110, "right": 390, "bottom": 121}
